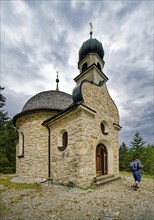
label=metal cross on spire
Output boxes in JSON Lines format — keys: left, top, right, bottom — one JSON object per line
{"left": 89, "top": 22, "right": 93, "bottom": 39}
{"left": 56, "top": 71, "right": 59, "bottom": 91}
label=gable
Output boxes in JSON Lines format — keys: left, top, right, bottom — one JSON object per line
{"left": 72, "top": 79, "right": 120, "bottom": 125}
{"left": 82, "top": 80, "right": 120, "bottom": 123}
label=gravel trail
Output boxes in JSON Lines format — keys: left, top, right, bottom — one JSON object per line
{"left": 0, "top": 173, "right": 154, "bottom": 220}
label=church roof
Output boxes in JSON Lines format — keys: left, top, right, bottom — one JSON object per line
{"left": 22, "top": 90, "right": 72, "bottom": 112}
{"left": 42, "top": 103, "right": 96, "bottom": 125}
{"left": 79, "top": 38, "right": 104, "bottom": 62}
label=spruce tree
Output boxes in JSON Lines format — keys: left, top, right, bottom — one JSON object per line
{"left": 0, "top": 86, "right": 9, "bottom": 128}
{"left": 129, "top": 131, "right": 146, "bottom": 152}
{"left": 0, "top": 87, "right": 18, "bottom": 173}
{"left": 119, "top": 142, "right": 128, "bottom": 170}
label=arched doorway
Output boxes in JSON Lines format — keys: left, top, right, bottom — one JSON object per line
{"left": 96, "top": 144, "right": 108, "bottom": 176}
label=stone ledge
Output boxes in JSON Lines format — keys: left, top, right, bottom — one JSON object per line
{"left": 92, "top": 175, "right": 121, "bottom": 186}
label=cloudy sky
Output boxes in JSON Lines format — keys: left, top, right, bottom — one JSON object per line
{"left": 1, "top": 0, "right": 153, "bottom": 146}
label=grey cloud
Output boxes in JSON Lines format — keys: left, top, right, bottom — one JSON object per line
{"left": 4, "top": 89, "right": 31, "bottom": 118}
{"left": 52, "top": 1, "right": 91, "bottom": 30}
{"left": 25, "top": 1, "right": 87, "bottom": 32}
{"left": 119, "top": 98, "right": 153, "bottom": 145}
{"left": 1, "top": 46, "right": 41, "bottom": 83}
{"left": 116, "top": 1, "right": 140, "bottom": 19}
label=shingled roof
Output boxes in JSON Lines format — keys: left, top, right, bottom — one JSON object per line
{"left": 22, "top": 90, "right": 73, "bottom": 112}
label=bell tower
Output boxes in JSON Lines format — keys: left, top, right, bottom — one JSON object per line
{"left": 74, "top": 24, "right": 108, "bottom": 85}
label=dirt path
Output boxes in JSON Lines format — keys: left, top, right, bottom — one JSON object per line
{"left": 1, "top": 173, "right": 154, "bottom": 220}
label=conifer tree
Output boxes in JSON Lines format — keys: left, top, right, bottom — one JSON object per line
{"left": 129, "top": 131, "right": 146, "bottom": 152}
{"left": 119, "top": 133, "right": 153, "bottom": 174}
{"left": 119, "top": 142, "right": 129, "bottom": 170}
{"left": 0, "top": 87, "right": 18, "bottom": 173}
{"left": 0, "top": 86, "right": 9, "bottom": 128}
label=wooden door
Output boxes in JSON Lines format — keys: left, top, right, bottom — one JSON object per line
{"left": 96, "top": 144, "right": 108, "bottom": 176}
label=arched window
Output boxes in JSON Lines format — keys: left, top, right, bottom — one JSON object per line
{"left": 97, "top": 62, "right": 101, "bottom": 71}
{"left": 18, "top": 132, "right": 24, "bottom": 158}
{"left": 101, "top": 123, "right": 105, "bottom": 133}
{"left": 100, "top": 121, "right": 109, "bottom": 135}
{"left": 82, "top": 62, "right": 88, "bottom": 72}
{"left": 62, "top": 132, "right": 68, "bottom": 149}
{"left": 58, "top": 130, "right": 68, "bottom": 151}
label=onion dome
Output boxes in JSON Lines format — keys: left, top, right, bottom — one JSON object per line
{"left": 79, "top": 38, "right": 104, "bottom": 62}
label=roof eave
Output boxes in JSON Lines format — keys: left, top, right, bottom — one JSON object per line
{"left": 12, "top": 108, "right": 62, "bottom": 127}
{"left": 42, "top": 103, "right": 79, "bottom": 125}
{"left": 42, "top": 103, "right": 96, "bottom": 126}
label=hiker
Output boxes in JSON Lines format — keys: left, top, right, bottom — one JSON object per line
{"left": 130, "top": 155, "right": 143, "bottom": 190}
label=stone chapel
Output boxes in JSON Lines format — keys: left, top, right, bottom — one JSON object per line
{"left": 13, "top": 30, "right": 121, "bottom": 187}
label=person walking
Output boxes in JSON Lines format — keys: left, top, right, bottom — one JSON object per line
{"left": 130, "top": 155, "right": 143, "bottom": 190}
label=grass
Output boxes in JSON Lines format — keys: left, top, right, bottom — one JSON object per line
{"left": 0, "top": 173, "right": 42, "bottom": 192}
{"left": 142, "top": 173, "right": 154, "bottom": 179}
{"left": 83, "top": 184, "right": 97, "bottom": 191}
{"left": 120, "top": 171, "right": 154, "bottom": 179}
{"left": 1, "top": 172, "right": 153, "bottom": 193}
{"left": 0, "top": 174, "right": 43, "bottom": 217}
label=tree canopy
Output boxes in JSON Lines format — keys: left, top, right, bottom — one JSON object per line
{"left": 0, "top": 87, "right": 18, "bottom": 173}
{"left": 119, "top": 132, "right": 154, "bottom": 175}
{"left": 129, "top": 131, "right": 147, "bottom": 152}
{"left": 0, "top": 86, "right": 9, "bottom": 129}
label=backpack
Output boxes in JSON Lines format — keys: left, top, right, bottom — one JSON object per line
{"left": 129, "top": 161, "right": 139, "bottom": 172}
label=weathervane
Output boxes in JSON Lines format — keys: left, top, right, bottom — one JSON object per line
{"left": 89, "top": 22, "right": 93, "bottom": 39}
{"left": 56, "top": 71, "right": 59, "bottom": 91}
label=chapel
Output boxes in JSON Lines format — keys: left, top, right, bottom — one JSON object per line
{"left": 13, "top": 29, "right": 121, "bottom": 187}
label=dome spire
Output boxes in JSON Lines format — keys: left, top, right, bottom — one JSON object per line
{"left": 56, "top": 71, "right": 59, "bottom": 91}
{"left": 89, "top": 22, "right": 93, "bottom": 39}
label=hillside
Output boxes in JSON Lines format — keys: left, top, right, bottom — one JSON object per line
{"left": 0, "top": 173, "right": 154, "bottom": 220}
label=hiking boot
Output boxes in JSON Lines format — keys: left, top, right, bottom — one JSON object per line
{"left": 131, "top": 185, "right": 138, "bottom": 191}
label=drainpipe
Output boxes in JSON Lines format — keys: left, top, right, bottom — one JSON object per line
{"left": 46, "top": 124, "right": 53, "bottom": 185}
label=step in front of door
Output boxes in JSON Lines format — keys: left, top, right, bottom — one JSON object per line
{"left": 93, "top": 175, "right": 121, "bottom": 186}
{"left": 96, "top": 174, "right": 115, "bottom": 181}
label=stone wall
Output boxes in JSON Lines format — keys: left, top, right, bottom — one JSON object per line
{"left": 48, "top": 107, "right": 96, "bottom": 187}
{"left": 16, "top": 112, "right": 55, "bottom": 182}
{"left": 82, "top": 82, "right": 120, "bottom": 176}
{"left": 48, "top": 82, "right": 120, "bottom": 187}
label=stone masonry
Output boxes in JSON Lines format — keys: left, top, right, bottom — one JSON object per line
{"left": 47, "top": 81, "right": 120, "bottom": 187}
{"left": 15, "top": 112, "right": 56, "bottom": 182}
